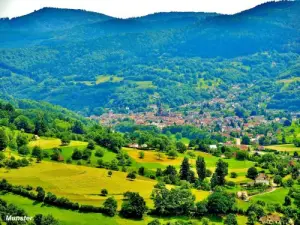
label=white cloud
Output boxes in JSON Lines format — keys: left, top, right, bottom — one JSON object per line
{"left": 0, "top": 0, "right": 273, "bottom": 19}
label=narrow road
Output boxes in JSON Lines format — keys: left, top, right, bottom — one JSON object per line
{"left": 248, "top": 187, "right": 278, "bottom": 199}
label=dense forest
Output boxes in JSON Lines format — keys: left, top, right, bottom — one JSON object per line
{"left": 0, "top": 1, "right": 299, "bottom": 115}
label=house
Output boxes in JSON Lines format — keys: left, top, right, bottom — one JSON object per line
{"left": 259, "top": 214, "right": 281, "bottom": 224}
{"left": 255, "top": 173, "right": 270, "bottom": 185}
{"left": 140, "top": 144, "right": 148, "bottom": 149}
{"left": 209, "top": 145, "right": 217, "bottom": 150}
{"left": 128, "top": 143, "right": 139, "bottom": 148}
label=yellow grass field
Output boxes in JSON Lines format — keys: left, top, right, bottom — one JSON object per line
{"left": 28, "top": 138, "right": 87, "bottom": 149}
{"left": 125, "top": 148, "right": 252, "bottom": 183}
{"left": 0, "top": 161, "right": 209, "bottom": 208}
{"left": 268, "top": 144, "right": 300, "bottom": 152}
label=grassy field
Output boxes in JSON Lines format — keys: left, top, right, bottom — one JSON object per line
{"left": 0, "top": 161, "right": 209, "bottom": 207}
{"left": 250, "top": 187, "right": 289, "bottom": 205}
{"left": 0, "top": 193, "right": 248, "bottom": 225}
{"left": 267, "top": 144, "right": 300, "bottom": 152}
{"left": 124, "top": 148, "right": 254, "bottom": 183}
{"left": 170, "top": 135, "right": 190, "bottom": 145}
{"left": 29, "top": 138, "right": 87, "bottom": 149}
{"left": 29, "top": 137, "right": 116, "bottom": 166}
{"left": 96, "top": 75, "right": 123, "bottom": 84}
{"left": 132, "top": 81, "right": 156, "bottom": 89}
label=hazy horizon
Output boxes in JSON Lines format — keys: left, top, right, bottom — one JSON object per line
{"left": 0, "top": 0, "right": 279, "bottom": 19}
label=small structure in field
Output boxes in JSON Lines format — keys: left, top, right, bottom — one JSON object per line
{"left": 259, "top": 214, "right": 281, "bottom": 224}
{"left": 128, "top": 143, "right": 139, "bottom": 148}
{"left": 237, "top": 191, "right": 249, "bottom": 201}
{"left": 255, "top": 173, "right": 270, "bottom": 185}
{"left": 209, "top": 145, "right": 217, "bottom": 150}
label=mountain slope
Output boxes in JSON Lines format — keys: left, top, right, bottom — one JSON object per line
{"left": 0, "top": 1, "right": 299, "bottom": 114}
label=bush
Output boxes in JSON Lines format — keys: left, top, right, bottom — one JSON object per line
{"left": 127, "top": 172, "right": 136, "bottom": 180}
{"left": 87, "top": 140, "right": 96, "bottom": 150}
{"left": 82, "top": 149, "right": 92, "bottom": 160}
{"left": 120, "top": 192, "right": 146, "bottom": 219}
{"left": 230, "top": 172, "right": 238, "bottom": 178}
{"left": 101, "top": 189, "right": 108, "bottom": 196}
{"left": 206, "top": 169, "right": 212, "bottom": 177}
{"left": 226, "top": 181, "right": 236, "bottom": 187}
{"left": 31, "top": 146, "right": 42, "bottom": 158}
{"left": 138, "top": 167, "right": 145, "bottom": 176}
{"left": 95, "top": 149, "right": 105, "bottom": 157}
{"left": 18, "top": 145, "right": 30, "bottom": 155}
{"left": 72, "top": 148, "right": 82, "bottom": 160}
{"left": 139, "top": 151, "right": 145, "bottom": 159}
{"left": 103, "top": 197, "right": 117, "bottom": 217}
{"left": 148, "top": 219, "right": 161, "bottom": 225}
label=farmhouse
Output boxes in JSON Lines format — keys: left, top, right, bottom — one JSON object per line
{"left": 255, "top": 173, "right": 270, "bottom": 185}
{"left": 259, "top": 214, "right": 281, "bottom": 224}
{"left": 128, "top": 143, "right": 139, "bottom": 148}
{"left": 209, "top": 145, "right": 217, "bottom": 150}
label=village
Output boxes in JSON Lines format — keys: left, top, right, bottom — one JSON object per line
{"left": 92, "top": 97, "right": 294, "bottom": 149}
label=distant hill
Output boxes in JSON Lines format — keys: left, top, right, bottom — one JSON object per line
{"left": 0, "top": 1, "right": 299, "bottom": 114}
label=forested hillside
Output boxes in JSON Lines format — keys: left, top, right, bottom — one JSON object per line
{"left": 0, "top": 1, "right": 299, "bottom": 115}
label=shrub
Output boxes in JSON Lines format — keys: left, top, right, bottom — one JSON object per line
{"left": 230, "top": 172, "right": 238, "bottom": 178}
{"left": 206, "top": 169, "right": 212, "bottom": 177}
{"left": 120, "top": 192, "right": 146, "bottom": 219}
{"left": 82, "top": 149, "right": 92, "bottom": 160}
{"left": 127, "top": 172, "right": 136, "bottom": 180}
{"left": 95, "top": 149, "right": 105, "bottom": 157}
{"left": 138, "top": 167, "right": 145, "bottom": 176}
{"left": 72, "top": 148, "right": 82, "bottom": 160}
{"left": 87, "top": 140, "right": 96, "bottom": 150}
{"left": 103, "top": 197, "right": 117, "bottom": 217}
{"left": 101, "top": 189, "right": 108, "bottom": 196}
{"left": 226, "top": 181, "right": 236, "bottom": 187}
{"left": 139, "top": 151, "right": 145, "bottom": 159}
{"left": 18, "top": 145, "right": 30, "bottom": 155}
{"left": 31, "top": 146, "right": 43, "bottom": 158}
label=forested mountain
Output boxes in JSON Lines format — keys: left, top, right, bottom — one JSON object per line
{"left": 0, "top": 1, "right": 299, "bottom": 115}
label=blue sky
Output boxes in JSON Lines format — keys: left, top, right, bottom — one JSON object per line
{"left": 0, "top": 0, "right": 276, "bottom": 19}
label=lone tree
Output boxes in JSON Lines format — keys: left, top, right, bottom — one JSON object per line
{"left": 127, "top": 172, "right": 136, "bottom": 181}
{"left": 213, "top": 159, "right": 228, "bottom": 186}
{"left": 196, "top": 156, "right": 206, "bottom": 181}
{"left": 247, "top": 167, "right": 258, "bottom": 180}
{"left": 108, "top": 170, "right": 113, "bottom": 177}
{"left": 0, "top": 128, "right": 8, "bottom": 151}
{"left": 180, "top": 157, "right": 190, "bottom": 180}
{"left": 120, "top": 192, "right": 146, "bottom": 219}
{"left": 139, "top": 151, "right": 145, "bottom": 159}
{"left": 101, "top": 189, "right": 108, "bottom": 196}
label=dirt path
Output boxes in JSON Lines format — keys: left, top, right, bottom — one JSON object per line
{"left": 248, "top": 187, "right": 278, "bottom": 199}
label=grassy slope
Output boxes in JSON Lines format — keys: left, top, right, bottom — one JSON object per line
{"left": 0, "top": 160, "right": 209, "bottom": 207}
{"left": 0, "top": 193, "right": 248, "bottom": 225}
{"left": 125, "top": 148, "right": 254, "bottom": 183}
{"left": 267, "top": 144, "right": 300, "bottom": 152}
{"left": 29, "top": 138, "right": 87, "bottom": 149}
